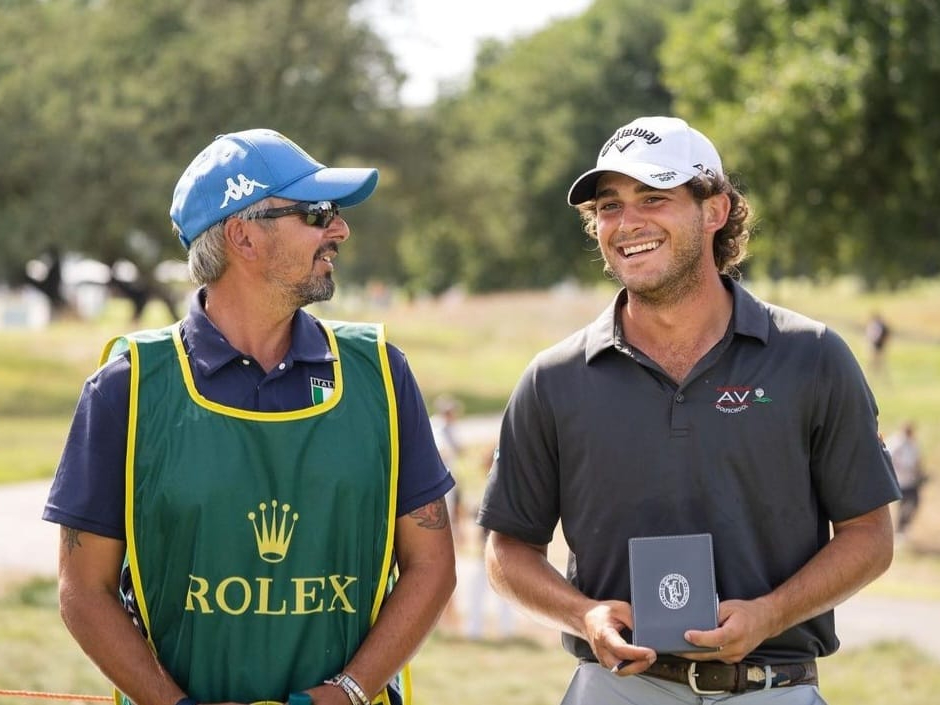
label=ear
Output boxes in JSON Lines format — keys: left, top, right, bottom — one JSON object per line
{"left": 223, "top": 217, "right": 263, "bottom": 261}
{"left": 702, "top": 192, "right": 731, "bottom": 235}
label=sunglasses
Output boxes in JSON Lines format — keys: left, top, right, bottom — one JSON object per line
{"left": 252, "top": 201, "right": 340, "bottom": 229}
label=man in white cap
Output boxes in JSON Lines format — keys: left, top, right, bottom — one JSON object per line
{"left": 478, "top": 116, "right": 899, "bottom": 703}
{"left": 45, "top": 129, "right": 456, "bottom": 705}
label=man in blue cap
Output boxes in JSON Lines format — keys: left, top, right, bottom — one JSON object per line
{"left": 44, "top": 129, "right": 456, "bottom": 705}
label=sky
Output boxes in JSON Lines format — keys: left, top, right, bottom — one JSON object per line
{"left": 358, "top": 0, "right": 593, "bottom": 106}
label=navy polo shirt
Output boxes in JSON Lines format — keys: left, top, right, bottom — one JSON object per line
{"left": 44, "top": 290, "right": 454, "bottom": 539}
{"left": 479, "top": 277, "right": 900, "bottom": 664}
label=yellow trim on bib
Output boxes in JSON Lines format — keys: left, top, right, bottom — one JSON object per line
{"left": 170, "top": 322, "right": 343, "bottom": 421}
{"left": 122, "top": 337, "right": 157, "bottom": 650}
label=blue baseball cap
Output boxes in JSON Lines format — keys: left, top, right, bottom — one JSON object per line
{"left": 170, "top": 128, "right": 379, "bottom": 249}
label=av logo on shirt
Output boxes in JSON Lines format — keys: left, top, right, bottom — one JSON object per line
{"left": 310, "top": 377, "right": 335, "bottom": 404}
{"left": 714, "top": 386, "right": 773, "bottom": 414}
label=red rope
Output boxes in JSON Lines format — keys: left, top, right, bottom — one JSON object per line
{"left": 0, "top": 690, "right": 111, "bottom": 702}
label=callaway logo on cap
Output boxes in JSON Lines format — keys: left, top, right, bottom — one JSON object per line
{"left": 170, "top": 128, "right": 379, "bottom": 249}
{"left": 567, "top": 116, "right": 723, "bottom": 205}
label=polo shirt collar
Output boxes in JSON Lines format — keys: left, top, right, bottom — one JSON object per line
{"left": 181, "top": 288, "right": 337, "bottom": 376}
{"left": 729, "top": 277, "right": 771, "bottom": 344}
{"left": 584, "top": 289, "right": 625, "bottom": 362}
{"left": 584, "top": 276, "right": 770, "bottom": 364}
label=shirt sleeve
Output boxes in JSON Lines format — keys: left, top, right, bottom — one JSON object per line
{"left": 477, "top": 358, "right": 560, "bottom": 545}
{"left": 42, "top": 355, "right": 131, "bottom": 539}
{"left": 809, "top": 328, "right": 901, "bottom": 521}
{"left": 386, "top": 343, "right": 455, "bottom": 516}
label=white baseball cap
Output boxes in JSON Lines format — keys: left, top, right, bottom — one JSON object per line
{"left": 567, "top": 116, "right": 723, "bottom": 205}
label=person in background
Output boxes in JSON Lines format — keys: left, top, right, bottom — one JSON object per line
{"left": 865, "top": 312, "right": 891, "bottom": 377}
{"left": 886, "top": 421, "right": 928, "bottom": 537}
{"left": 465, "top": 444, "right": 517, "bottom": 642}
{"left": 43, "top": 129, "right": 456, "bottom": 705}
{"left": 430, "top": 394, "right": 464, "bottom": 633}
{"left": 478, "top": 116, "right": 900, "bottom": 704}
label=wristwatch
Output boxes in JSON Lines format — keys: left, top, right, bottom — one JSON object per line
{"left": 323, "top": 673, "right": 369, "bottom": 705}
{"left": 288, "top": 692, "right": 313, "bottom": 705}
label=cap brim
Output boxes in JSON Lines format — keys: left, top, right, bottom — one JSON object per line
{"left": 567, "top": 164, "right": 695, "bottom": 205}
{"left": 276, "top": 167, "right": 379, "bottom": 207}
{"left": 567, "top": 169, "right": 605, "bottom": 206}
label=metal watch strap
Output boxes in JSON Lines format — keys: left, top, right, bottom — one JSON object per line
{"left": 324, "top": 672, "right": 370, "bottom": 705}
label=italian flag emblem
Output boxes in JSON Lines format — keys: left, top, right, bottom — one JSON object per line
{"left": 310, "top": 377, "right": 335, "bottom": 404}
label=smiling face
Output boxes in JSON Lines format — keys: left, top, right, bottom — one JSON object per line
{"left": 593, "top": 172, "right": 725, "bottom": 306}
{"left": 261, "top": 199, "right": 351, "bottom": 309}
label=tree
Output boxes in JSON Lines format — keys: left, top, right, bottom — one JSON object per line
{"left": 397, "top": 0, "right": 686, "bottom": 294}
{"left": 661, "top": 0, "right": 940, "bottom": 286}
{"left": 0, "top": 0, "right": 406, "bottom": 315}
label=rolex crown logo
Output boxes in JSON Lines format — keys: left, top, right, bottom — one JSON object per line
{"left": 248, "top": 500, "right": 299, "bottom": 563}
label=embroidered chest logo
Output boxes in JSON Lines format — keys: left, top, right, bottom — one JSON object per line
{"left": 714, "top": 386, "right": 773, "bottom": 414}
{"left": 659, "top": 573, "right": 690, "bottom": 610}
{"left": 220, "top": 173, "right": 269, "bottom": 208}
{"left": 310, "top": 377, "right": 335, "bottom": 404}
{"left": 248, "top": 500, "right": 298, "bottom": 563}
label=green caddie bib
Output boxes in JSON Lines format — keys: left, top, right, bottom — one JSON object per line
{"left": 104, "top": 320, "right": 408, "bottom": 705}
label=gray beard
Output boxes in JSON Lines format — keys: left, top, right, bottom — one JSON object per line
{"left": 294, "top": 275, "right": 335, "bottom": 307}
{"left": 277, "top": 243, "right": 338, "bottom": 307}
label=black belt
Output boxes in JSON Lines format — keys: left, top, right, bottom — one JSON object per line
{"left": 644, "top": 656, "right": 818, "bottom": 694}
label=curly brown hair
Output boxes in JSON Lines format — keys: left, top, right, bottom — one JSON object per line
{"left": 575, "top": 173, "right": 752, "bottom": 277}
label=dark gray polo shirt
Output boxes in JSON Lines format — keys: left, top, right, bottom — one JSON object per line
{"left": 478, "top": 277, "right": 900, "bottom": 664}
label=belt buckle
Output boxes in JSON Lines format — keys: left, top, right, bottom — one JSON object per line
{"left": 687, "top": 663, "right": 726, "bottom": 695}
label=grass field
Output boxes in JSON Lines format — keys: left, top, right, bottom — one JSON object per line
{"left": 1, "top": 277, "right": 939, "bottom": 704}
{"left": 0, "top": 576, "right": 938, "bottom": 705}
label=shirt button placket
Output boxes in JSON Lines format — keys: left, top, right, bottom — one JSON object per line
{"left": 670, "top": 389, "right": 690, "bottom": 436}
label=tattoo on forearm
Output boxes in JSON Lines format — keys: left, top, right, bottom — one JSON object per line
{"left": 64, "top": 528, "right": 83, "bottom": 554}
{"left": 409, "top": 497, "right": 449, "bottom": 530}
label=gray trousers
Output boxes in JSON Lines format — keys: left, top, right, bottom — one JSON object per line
{"left": 560, "top": 662, "right": 827, "bottom": 705}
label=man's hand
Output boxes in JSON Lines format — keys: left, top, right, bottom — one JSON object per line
{"left": 684, "top": 505, "right": 895, "bottom": 664}
{"left": 583, "top": 600, "right": 656, "bottom": 675}
{"left": 682, "top": 598, "right": 777, "bottom": 663}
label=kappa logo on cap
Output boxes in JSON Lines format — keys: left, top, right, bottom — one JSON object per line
{"left": 220, "top": 173, "right": 269, "bottom": 209}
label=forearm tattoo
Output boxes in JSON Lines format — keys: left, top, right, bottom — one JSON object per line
{"left": 408, "top": 497, "right": 449, "bottom": 530}
{"left": 64, "top": 527, "right": 83, "bottom": 554}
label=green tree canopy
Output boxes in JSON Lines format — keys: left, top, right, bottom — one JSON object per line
{"left": 0, "top": 0, "right": 408, "bottom": 310}
{"left": 4, "top": 0, "right": 938, "bottom": 307}
{"left": 661, "top": 0, "right": 940, "bottom": 285}
{"left": 397, "top": 0, "right": 685, "bottom": 294}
